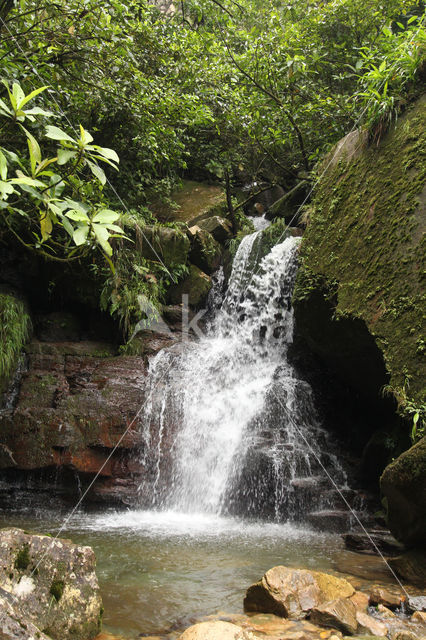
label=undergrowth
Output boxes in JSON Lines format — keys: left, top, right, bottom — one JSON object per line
{"left": 0, "top": 293, "right": 31, "bottom": 384}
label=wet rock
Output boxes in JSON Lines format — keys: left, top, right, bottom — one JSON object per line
{"left": 350, "top": 591, "right": 369, "bottom": 612}
{"left": 198, "top": 215, "right": 233, "bottom": 243}
{"left": 388, "top": 550, "right": 426, "bottom": 589}
{"left": 188, "top": 226, "right": 222, "bottom": 274}
{"left": 0, "top": 587, "right": 50, "bottom": 640}
{"left": 380, "top": 437, "right": 426, "bottom": 547}
{"left": 309, "top": 598, "right": 357, "bottom": 635}
{"left": 342, "top": 532, "right": 405, "bottom": 556}
{"left": 411, "top": 611, "right": 426, "bottom": 624}
{"left": 390, "top": 632, "right": 420, "bottom": 640}
{"left": 178, "top": 620, "right": 254, "bottom": 639}
{"left": 355, "top": 611, "right": 387, "bottom": 636}
{"left": 369, "top": 586, "right": 403, "bottom": 609}
{"left": 168, "top": 264, "right": 212, "bottom": 308}
{"left": 0, "top": 528, "right": 102, "bottom": 640}
{"left": 0, "top": 343, "right": 148, "bottom": 505}
{"left": 377, "top": 604, "right": 397, "bottom": 619}
{"left": 307, "top": 510, "right": 366, "bottom": 533}
{"left": 407, "top": 596, "right": 426, "bottom": 613}
{"left": 244, "top": 566, "right": 355, "bottom": 619}
{"left": 267, "top": 181, "right": 309, "bottom": 224}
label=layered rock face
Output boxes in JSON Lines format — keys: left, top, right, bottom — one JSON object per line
{"left": 0, "top": 528, "right": 102, "bottom": 640}
{"left": 0, "top": 338, "right": 148, "bottom": 505}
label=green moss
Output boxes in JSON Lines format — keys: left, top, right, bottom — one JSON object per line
{"left": 49, "top": 578, "right": 65, "bottom": 602}
{"left": 14, "top": 543, "right": 30, "bottom": 571}
{"left": 297, "top": 95, "right": 426, "bottom": 412}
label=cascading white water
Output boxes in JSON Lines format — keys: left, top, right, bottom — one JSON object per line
{"left": 138, "top": 232, "right": 348, "bottom": 520}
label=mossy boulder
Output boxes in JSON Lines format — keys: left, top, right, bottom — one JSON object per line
{"left": 0, "top": 528, "right": 102, "bottom": 640}
{"left": 380, "top": 437, "right": 426, "bottom": 546}
{"left": 188, "top": 225, "right": 223, "bottom": 274}
{"left": 151, "top": 179, "right": 226, "bottom": 224}
{"left": 167, "top": 264, "right": 212, "bottom": 308}
{"left": 139, "top": 225, "right": 190, "bottom": 266}
{"left": 267, "top": 180, "right": 309, "bottom": 223}
{"left": 198, "top": 215, "right": 233, "bottom": 243}
{"left": 293, "top": 95, "right": 426, "bottom": 411}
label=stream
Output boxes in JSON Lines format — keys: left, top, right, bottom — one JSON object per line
{"left": 0, "top": 507, "right": 389, "bottom": 638}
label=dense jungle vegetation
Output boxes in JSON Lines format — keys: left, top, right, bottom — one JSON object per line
{"left": 0, "top": 0, "right": 424, "bottom": 353}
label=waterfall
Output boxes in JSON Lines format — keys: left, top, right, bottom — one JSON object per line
{"left": 138, "top": 232, "right": 348, "bottom": 521}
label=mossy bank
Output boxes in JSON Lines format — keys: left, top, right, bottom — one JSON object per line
{"left": 293, "top": 94, "right": 426, "bottom": 428}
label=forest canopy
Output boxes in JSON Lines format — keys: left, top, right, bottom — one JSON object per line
{"left": 0, "top": 0, "right": 424, "bottom": 317}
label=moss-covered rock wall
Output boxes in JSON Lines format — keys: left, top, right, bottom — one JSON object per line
{"left": 294, "top": 95, "right": 426, "bottom": 422}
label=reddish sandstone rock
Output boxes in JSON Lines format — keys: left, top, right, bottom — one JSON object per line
{"left": 0, "top": 340, "right": 152, "bottom": 505}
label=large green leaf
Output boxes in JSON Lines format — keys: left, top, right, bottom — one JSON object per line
{"left": 92, "top": 223, "right": 113, "bottom": 256}
{"left": 73, "top": 225, "right": 90, "bottom": 245}
{"left": 45, "top": 125, "right": 75, "bottom": 143}
{"left": 57, "top": 149, "right": 77, "bottom": 165}
{"left": 87, "top": 160, "right": 106, "bottom": 185}
{"left": 92, "top": 209, "right": 120, "bottom": 223}
{"left": 0, "top": 151, "right": 8, "bottom": 181}
{"left": 17, "top": 85, "right": 48, "bottom": 110}
{"left": 65, "top": 209, "right": 90, "bottom": 222}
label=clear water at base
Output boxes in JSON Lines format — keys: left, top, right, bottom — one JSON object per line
{"left": 0, "top": 507, "right": 352, "bottom": 638}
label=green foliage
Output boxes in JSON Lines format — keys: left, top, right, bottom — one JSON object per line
{"left": 357, "top": 12, "right": 425, "bottom": 134}
{"left": 0, "top": 293, "right": 31, "bottom": 383}
{"left": 1, "top": 0, "right": 424, "bottom": 334}
{"left": 0, "top": 82, "right": 125, "bottom": 268}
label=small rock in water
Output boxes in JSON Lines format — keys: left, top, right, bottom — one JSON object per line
{"left": 244, "top": 566, "right": 355, "bottom": 619}
{"left": 408, "top": 597, "right": 426, "bottom": 613}
{"left": 377, "top": 604, "right": 397, "bottom": 619}
{"left": 178, "top": 621, "right": 254, "bottom": 639}
{"left": 411, "top": 611, "right": 426, "bottom": 625}
{"left": 356, "top": 611, "right": 387, "bottom": 636}
{"left": 342, "top": 532, "right": 405, "bottom": 556}
{"left": 369, "top": 586, "right": 404, "bottom": 609}
{"left": 309, "top": 599, "right": 358, "bottom": 635}
{"left": 350, "top": 591, "right": 369, "bottom": 612}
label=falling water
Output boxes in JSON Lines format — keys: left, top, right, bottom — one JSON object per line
{"left": 138, "top": 232, "right": 349, "bottom": 522}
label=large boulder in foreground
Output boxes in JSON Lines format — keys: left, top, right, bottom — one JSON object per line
{"left": 293, "top": 95, "right": 425, "bottom": 409}
{"left": 0, "top": 588, "right": 51, "bottom": 640}
{"left": 244, "top": 566, "right": 354, "bottom": 619}
{"left": 179, "top": 621, "right": 253, "bottom": 639}
{"left": 380, "top": 437, "right": 426, "bottom": 546}
{"left": 0, "top": 528, "right": 102, "bottom": 640}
